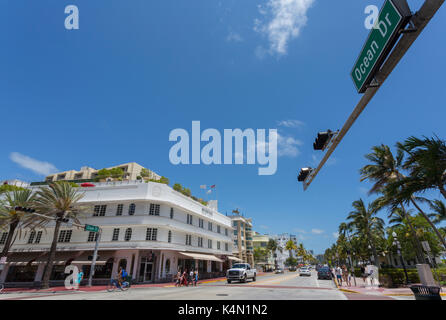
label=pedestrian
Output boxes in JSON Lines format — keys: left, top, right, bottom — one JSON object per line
{"left": 360, "top": 265, "right": 366, "bottom": 284}
{"left": 182, "top": 270, "right": 188, "bottom": 287}
{"left": 175, "top": 271, "right": 181, "bottom": 287}
{"left": 188, "top": 269, "right": 194, "bottom": 286}
{"left": 335, "top": 266, "right": 343, "bottom": 286}
{"left": 77, "top": 270, "right": 84, "bottom": 288}
{"left": 342, "top": 265, "right": 348, "bottom": 285}
{"left": 193, "top": 270, "right": 198, "bottom": 287}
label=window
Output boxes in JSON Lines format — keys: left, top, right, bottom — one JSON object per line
{"left": 28, "top": 231, "right": 36, "bottom": 244}
{"left": 58, "top": 230, "right": 72, "bottom": 243}
{"left": 149, "top": 203, "right": 160, "bottom": 216}
{"left": 112, "top": 228, "right": 120, "bottom": 241}
{"left": 225, "top": 228, "right": 228, "bottom": 236}
{"left": 168, "top": 230, "right": 172, "bottom": 243}
{"left": 234, "top": 240, "right": 238, "bottom": 246}
{"left": 233, "top": 221, "right": 237, "bottom": 227}
{"left": 199, "top": 219, "right": 204, "bottom": 228}
{"left": 116, "top": 204, "right": 123, "bottom": 216}
{"left": 146, "top": 228, "right": 157, "bottom": 241}
{"left": 87, "top": 232, "right": 98, "bottom": 242}
{"left": 0, "top": 232, "right": 8, "bottom": 245}
{"left": 93, "top": 205, "right": 107, "bottom": 217}
{"left": 217, "top": 225, "right": 221, "bottom": 234}
{"left": 128, "top": 203, "right": 136, "bottom": 215}
{"left": 208, "top": 239, "right": 212, "bottom": 249}
{"left": 225, "top": 243, "right": 229, "bottom": 251}
{"left": 208, "top": 222, "right": 212, "bottom": 231}
{"left": 233, "top": 230, "right": 237, "bottom": 235}
{"left": 198, "top": 237, "right": 203, "bottom": 247}
{"left": 217, "top": 241, "right": 221, "bottom": 250}
{"left": 186, "top": 234, "right": 192, "bottom": 246}
{"left": 35, "top": 231, "right": 43, "bottom": 244}
{"left": 124, "top": 228, "right": 132, "bottom": 241}
{"left": 187, "top": 214, "right": 193, "bottom": 225}
{"left": 170, "top": 208, "right": 174, "bottom": 219}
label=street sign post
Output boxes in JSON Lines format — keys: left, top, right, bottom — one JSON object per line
{"left": 84, "top": 224, "right": 99, "bottom": 233}
{"left": 351, "top": 0, "right": 412, "bottom": 93}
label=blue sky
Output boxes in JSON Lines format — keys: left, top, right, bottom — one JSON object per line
{"left": 1, "top": 0, "right": 445, "bottom": 254}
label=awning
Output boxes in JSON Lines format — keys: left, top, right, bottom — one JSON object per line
{"left": 227, "top": 256, "right": 243, "bottom": 262}
{"left": 179, "top": 252, "right": 223, "bottom": 262}
{"left": 7, "top": 260, "right": 66, "bottom": 266}
{"left": 70, "top": 260, "right": 107, "bottom": 265}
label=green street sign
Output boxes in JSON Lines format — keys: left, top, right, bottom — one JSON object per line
{"left": 84, "top": 224, "right": 99, "bottom": 233}
{"left": 351, "top": 0, "right": 411, "bottom": 93}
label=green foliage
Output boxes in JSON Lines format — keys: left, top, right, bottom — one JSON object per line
{"left": 0, "top": 185, "right": 25, "bottom": 194}
{"left": 96, "top": 168, "right": 124, "bottom": 180}
{"left": 171, "top": 183, "right": 207, "bottom": 206}
{"left": 253, "top": 247, "right": 268, "bottom": 263}
{"left": 285, "top": 257, "right": 298, "bottom": 267}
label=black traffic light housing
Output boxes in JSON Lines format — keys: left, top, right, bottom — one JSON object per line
{"left": 313, "top": 130, "right": 334, "bottom": 151}
{"left": 298, "top": 168, "right": 313, "bottom": 182}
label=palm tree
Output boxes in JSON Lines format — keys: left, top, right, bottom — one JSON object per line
{"left": 266, "top": 239, "right": 279, "bottom": 269}
{"left": 347, "top": 199, "right": 384, "bottom": 267}
{"left": 397, "top": 136, "right": 446, "bottom": 199}
{"left": 32, "top": 182, "right": 85, "bottom": 289}
{"left": 0, "top": 189, "right": 36, "bottom": 257}
{"left": 297, "top": 243, "right": 306, "bottom": 264}
{"left": 428, "top": 200, "right": 446, "bottom": 224}
{"left": 285, "top": 239, "right": 297, "bottom": 259}
{"left": 360, "top": 144, "right": 425, "bottom": 262}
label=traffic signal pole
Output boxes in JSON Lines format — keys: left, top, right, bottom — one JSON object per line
{"left": 303, "top": 0, "right": 445, "bottom": 190}
{"left": 87, "top": 228, "right": 102, "bottom": 287}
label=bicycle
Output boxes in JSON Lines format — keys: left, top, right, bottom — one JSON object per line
{"left": 106, "top": 279, "right": 130, "bottom": 292}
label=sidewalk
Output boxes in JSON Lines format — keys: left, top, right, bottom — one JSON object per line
{"left": 334, "top": 276, "right": 446, "bottom": 298}
{"left": 1, "top": 273, "right": 262, "bottom": 295}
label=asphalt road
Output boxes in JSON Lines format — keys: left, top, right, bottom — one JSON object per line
{"left": 0, "top": 270, "right": 348, "bottom": 300}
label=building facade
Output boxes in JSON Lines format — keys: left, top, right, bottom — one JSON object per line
{"left": 0, "top": 180, "right": 234, "bottom": 286}
{"left": 229, "top": 214, "right": 254, "bottom": 266}
{"left": 44, "top": 162, "right": 161, "bottom": 182}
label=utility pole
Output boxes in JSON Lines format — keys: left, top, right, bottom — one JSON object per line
{"left": 304, "top": 0, "right": 445, "bottom": 190}
{"left": 87, "top": 228, "right": 102, "bottom": 287}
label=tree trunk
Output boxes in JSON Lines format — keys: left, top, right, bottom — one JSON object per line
{"left": 438, "top": 184, "right": 446, "bottom": 200}
{"left": 399, "top": 202, "right": 425, "bottom": 263}
{"left": 41, "top": 220, "right": 62, "bottom": 289}
{"left": 1, "top": 219, "right": 19, "bottom": 257}
{"left": 410, "top": 197, "right": 446, "bottom": 251}
{"left": 368, "top": 232, "right": 380, "bottom": 268}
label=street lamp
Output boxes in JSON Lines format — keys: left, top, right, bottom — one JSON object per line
{"left": 392, "top": 232, "right": 410, "bottom": 285}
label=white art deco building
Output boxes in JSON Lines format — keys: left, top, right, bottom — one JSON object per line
{"left": 0, "top": 181, "right": 235, "bottom": 286}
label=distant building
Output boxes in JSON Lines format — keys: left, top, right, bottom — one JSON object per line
{"left": 1, "top": 179, "right": 29, "bottom": 188}
{"left": 44, "top": 162, "right": 161, "bottom": 182}
{"left": 228, "top": 212, "right": 254, "bottom": 266}
{"left": 252, "top": 233, "right": 274, "bottom": 270}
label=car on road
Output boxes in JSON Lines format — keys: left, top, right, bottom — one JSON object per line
{"left": 227, "top": 263, "right": 256, "bottom": 283}
{"left": 299, "top": 267, "right": 311, "bottom": 277}
{"left": 317, "top": 267, "right": 332, "bottom": 280}
{"left": 288, "top": 266, "right": 297, "bottom": 272}
{"left": 274, "top": 268, "right": 284, "bottom": 274}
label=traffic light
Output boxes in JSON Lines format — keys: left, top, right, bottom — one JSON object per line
{"left": 313, "top": 130, "right": 334, "bottom": 151}
{"left": 57, "top": 217, "right": 70, "bottom": 223}
{"left": 297, "top": 168, "right": 313, "bottom": 182}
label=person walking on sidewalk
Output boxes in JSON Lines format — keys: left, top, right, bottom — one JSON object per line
{"left": 360, "top": 265, "right": 367, "bottom": 284}
{"left": 335, "top": 266, "right": 343, "bottom": 286}
{"left": 193, "top": 270, "right": 198, "bottom": 287}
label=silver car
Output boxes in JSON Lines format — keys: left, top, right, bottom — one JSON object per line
{"left": 299, "top": 267, "right": 311, "bottom": 276}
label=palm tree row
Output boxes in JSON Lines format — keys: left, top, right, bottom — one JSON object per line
{"left": 0, "top": 182, "right": 85, "bottom": 289}
{"left": 325, "top": 135, "right": 446, "bottom": 268}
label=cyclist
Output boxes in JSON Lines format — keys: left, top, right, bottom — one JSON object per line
{"left": 111, "top": 267, "right": 123, "bottom": 289}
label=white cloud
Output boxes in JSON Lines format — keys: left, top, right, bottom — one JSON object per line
{"left": 10, "top": 152, "right": 58, "bottom": 176}
{"left": 293, "top": 228, "right": 307, "bottom": 234}
{"left": 226, "top": 32, "right": 243, "bottom": 42}
{"left": 255, "top": 0, "right": 315, "bottom": 55}
{"left": 277, "top": 119, "right": 305, "bottom": 128}
{"left": 311, "top": 228, "right": 324, "bottom": 235}
{"left": 277, "top": 133, "right": 302, "bottom": 157}
{"left": 332, "top": 232, "right": 339, "bottom": 239}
